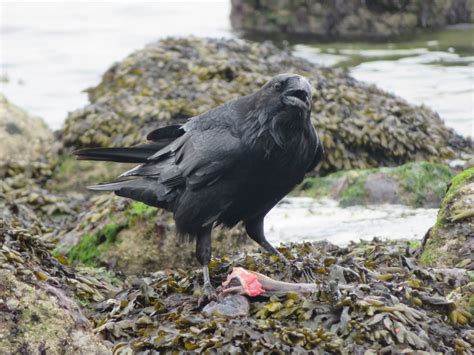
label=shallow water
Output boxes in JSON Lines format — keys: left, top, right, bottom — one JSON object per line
{"left": 293, "top": 25, "right": 474, "bottom": 137}
{"left": 1, "top": 2, "right": 473, "bottom": 137}
{"left": 266, "top": 197, "right": 437, "bottom": 246}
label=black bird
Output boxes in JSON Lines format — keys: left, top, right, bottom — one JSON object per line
{"left": 75, "top": 73, "right": 323, "bottom": 293}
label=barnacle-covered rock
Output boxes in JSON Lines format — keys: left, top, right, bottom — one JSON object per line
{"left": 0, "top": 219, "right": 115, "bottom": 354}
{"left": 0, "top": 159, "right": 81, "bottom": 236}
{"left": 231, "top": 0, "right": 474, "bottom": 38}
{"left": 420, "top": 168, "right": 474, "bottom": 268}
{"left": 62, "top": 37, "right": 471, "bottom": 175}
{"left": 297, "top": 161, "right": 454, "bottom": 208}
{"left": 0, "top": 94, "right": 53, "bottom": 161}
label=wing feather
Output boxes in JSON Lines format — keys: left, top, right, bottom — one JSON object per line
{"left": 120, "top": 128, "right": 242, "bottom": 190}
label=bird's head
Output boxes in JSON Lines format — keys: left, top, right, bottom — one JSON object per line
{"left": 258, "top": 73, "right": 312, "bottom": 114}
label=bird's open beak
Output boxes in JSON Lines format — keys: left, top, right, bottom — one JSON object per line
{"left": 282, "top": 77, "right": 312, "bottom": 111}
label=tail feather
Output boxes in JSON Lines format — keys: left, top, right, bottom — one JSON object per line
{"left": 87, "top": 178, "right": 174, "bottom": 210}
{"left": 87, "top": 180, "right": 135, "bottom": 191}
{"left": 74, "top": 145, "right": 159, "bottom": 163}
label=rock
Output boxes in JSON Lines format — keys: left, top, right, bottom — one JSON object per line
{"left": 297, "top": 161, "right": 453, "bottom": 208}
{"left": 0, "top": 272, "right": 110, "bottom": 355}
{"left": 420, "top": 168, "right": 474, "bottom": 268}
{"left": 364, "top": 173, "right": 400, "bottom": 205}
{"left": 202, "top": 294, "right": 250, "bottom": 318}
{"left": 57, "top": 197, "right": 255, "bottom": 274}
{"left": 0, "top": 94, "right": 53, "bottom": 161}
{"left": 61, "top": 37, "right": 471, "bottom": 176}
{"left": 0, "top": 219, "right": 115, "bottom": 354}
{"left": 230, "top": 0, "right": 474, "bottom": 38}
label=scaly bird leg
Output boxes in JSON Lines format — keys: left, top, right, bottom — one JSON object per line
{"left": 196, "top": 227, "right": 215, "bottom": 295}
{"left": 245, "top": 216, "right": 287, "bottom": 261}
{"left": 202, "top": 265, "right": 213, "bottom": 294}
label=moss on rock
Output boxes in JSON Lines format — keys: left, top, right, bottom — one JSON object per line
{"left": 420, "top": 167, "right": 474, "bottom": 268}
{"left": 297, "top": 161, "right": 453, "bottom": 207}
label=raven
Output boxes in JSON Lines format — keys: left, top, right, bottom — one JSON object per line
{"left": 75, "top": 73, "right": 323, "bottom": 293}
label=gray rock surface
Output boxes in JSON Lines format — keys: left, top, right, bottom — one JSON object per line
{"left": 231, "top": 0, "right": 474, "bottom": 38}
{"left": 0, "top": 94, "right": 53, "bottom": 161}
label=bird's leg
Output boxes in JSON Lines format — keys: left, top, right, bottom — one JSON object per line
{"left": 245, "top": 217, "right": 287, "bottom": 261}
{"left": 196, "top": 227, "right": 214, "bottom": 295}
{"left": 201, "top": 264, "right": 214, "bottom": 295}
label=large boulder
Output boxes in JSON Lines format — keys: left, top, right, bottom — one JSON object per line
{"left": 61, "top": 37, "right": 471, "bottom": 176}
{"left": 0, "top": 94, "right": 53, "bottom": 161}
{"left": 420, "top": 168, "right": 474, "bottom": 268}
{"left": 230, "top": 0, "right": 474, "bottom": 38}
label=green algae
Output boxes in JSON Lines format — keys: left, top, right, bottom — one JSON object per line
{"left": 339, "top": 173, "right": 367, "bottom": 207}
{"left": 418, "top": 248, "right": 442, "bottom": 266}
{"left": 435, "top": 167, "right": 474, "bottom": 229}
{"left": 65, "top": 200, "right": 160, "bottom": 268}
{"left": 128, "top": 201, "right": 157, "bottom": 218}
{"left": 419, "top": 168, "right": 474, "bottom": 268}
{"left": 68, "top": 223, "right": 124, "bottom": 266}
{"left": 297, "top": 161, "right": 453, "bottom": 208}
{"left": 397, "top": 162, "right": 452, "bottom": 207}
{"left": 407, "top": 240, "right": 421, "bottom": 249}
{"left": 437, "top": 167, "right": 474, "bottom": 225}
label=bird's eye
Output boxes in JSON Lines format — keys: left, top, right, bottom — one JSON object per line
{"left": 273, "top": 82, "right": 282, "bottom": 91}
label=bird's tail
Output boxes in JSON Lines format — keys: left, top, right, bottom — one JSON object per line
{"left": 87, "top": 180, "right": 135, "bottom": 191}
{"left": 88, "top": 178, "right": 172, "bottom": 209}
{"left": 74, "top": 144, "right": 162, "bottom": 163}
{"left": 73, "top": 124, "right": 185, "bottom": 163}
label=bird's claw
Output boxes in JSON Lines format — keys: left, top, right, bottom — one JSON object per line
{"left": 197, "top": 282, "right": 217, "bottom": 308}
{"left": 203, "top": 281, "right": 215, "bottom": 296}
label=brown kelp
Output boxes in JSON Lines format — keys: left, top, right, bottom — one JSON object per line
{"left": 90, "top": 240, "right": 473, "bottom": 353}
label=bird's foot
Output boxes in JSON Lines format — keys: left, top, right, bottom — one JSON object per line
{"left": 197, "top": 282, "right": 216, "bottom": 308}
{"left": 203, "top": 281, "right": 215, "bottom": 296}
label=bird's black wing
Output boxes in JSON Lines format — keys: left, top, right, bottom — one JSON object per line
{"left": 119, "top": 126, "right": 243, "bottom": 191}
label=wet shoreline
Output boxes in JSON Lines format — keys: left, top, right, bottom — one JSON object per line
{"left": 266, "top": 197, "right": 437, "bottom": 246}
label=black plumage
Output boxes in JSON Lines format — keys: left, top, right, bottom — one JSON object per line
{"left": 74, "top": 73, "right": 323, "bottom": 292}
